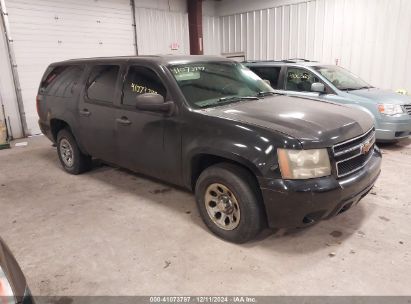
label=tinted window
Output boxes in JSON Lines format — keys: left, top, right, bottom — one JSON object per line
{"left": 168, "top": 62, "right": 273, "bottom": 109}
{"left": 40, "top": 65, "right": 84, "bottom": 97}
{"left": 285, "top": 68, "right": 321, "bottom": 92}
{"left": 86, "top": 65, "right": 119, "bottom": 103}
{"left": 122, "top": 66, "right": 166, "bottom": 106}
{"left": 249, "top": 66, "right": 281, "bottom": 87}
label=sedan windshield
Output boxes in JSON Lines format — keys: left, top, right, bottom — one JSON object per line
{"left": 313, "top": 65, "right": 372, "bottom": 91}
{"left": 168, "top": 61, "right": 274, "bottom": 108}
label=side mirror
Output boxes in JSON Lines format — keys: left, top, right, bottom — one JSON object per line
{"left": 263, "top": 79, "right": 271, "bottom": 86}
{"left": 311, "top": 82, "right": 326, "bottom": 93}
{"left": 135, "top": 93, "right": 174, "bottom": 114}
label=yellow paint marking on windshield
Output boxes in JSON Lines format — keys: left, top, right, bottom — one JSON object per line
{"left": 171, "top": 66, "right": 205, "bottom": 74}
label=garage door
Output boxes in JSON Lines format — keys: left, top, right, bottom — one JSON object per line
{"left": 4, "top": 0, "right": 136, "bottom": 135}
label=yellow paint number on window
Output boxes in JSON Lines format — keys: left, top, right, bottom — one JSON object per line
{"left": 131, "top": 83, "right": 158, "bottom": 94}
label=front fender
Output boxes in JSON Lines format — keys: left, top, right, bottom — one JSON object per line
{"left": 181, "top": 118, "right": 300, "bottom": 189}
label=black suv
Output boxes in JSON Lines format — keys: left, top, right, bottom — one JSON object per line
{"left": 37, "top": 55, "right": 382, "bottom": 243}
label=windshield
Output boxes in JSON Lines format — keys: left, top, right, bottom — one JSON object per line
{"left": 313, "top": 65, "right": 372, "bottom": 91}
{"left": 168, "top": 61, "right": 274, "bottom": 108}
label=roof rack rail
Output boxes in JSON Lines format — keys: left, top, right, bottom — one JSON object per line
{"left": 242, "top": 59, "right": 284, "bottom": 63}
{"left": 284, "top": 58, "right": 312, "bottom": 62}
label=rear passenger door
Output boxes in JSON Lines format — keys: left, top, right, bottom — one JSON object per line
{"left": 78, "top": 64, "right": 122, "bottom": 163}
{"left": 115, "top": 63, "right": 181, "bottom": 183}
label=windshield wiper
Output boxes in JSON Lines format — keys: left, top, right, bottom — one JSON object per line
{"left": 342, "top": 86, "right": 373, "bottom": 91}
{"left": 217, "top": 96, "right": 259, "bottom": 103}
{"left": 256, "top": 91, "right": 276, "bottom": 97}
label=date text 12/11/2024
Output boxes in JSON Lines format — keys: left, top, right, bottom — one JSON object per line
{"left": 149, "top": 296, "right": 257, "bottom": 303}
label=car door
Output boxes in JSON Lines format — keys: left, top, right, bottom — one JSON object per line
{"left": 115, "top": 63, "right": 182, "bottom": 184}
{"left": 277, "top": 67, "right": 330, "bottom": 99}
{"left": 77, "top": 63, "right": 122, "bottom": 163}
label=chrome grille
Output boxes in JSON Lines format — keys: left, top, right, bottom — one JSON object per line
{"left": 404, "top": 104, "right": 411, "bottom": 115}
{"left": 332, "top": 128, "right": 375, "bottom": 178}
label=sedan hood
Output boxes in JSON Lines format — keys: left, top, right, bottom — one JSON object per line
{"left": 200, "top": 95, "right": 374, "bottom": 148}
{"left": 348, "top": 88, "right": 411, "bottom": 104}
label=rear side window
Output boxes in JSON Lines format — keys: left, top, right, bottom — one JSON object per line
{"left": 249, "top": 66, "right": 281, "bottom": 88}
{"left": 122, "top": 66, "right": 166, "bottom": 106}
{"left": 86, "top": 65, "right": 120, "bottom": 103}
{"left": 40, "top": 65, "right": 84, "bottom": 97}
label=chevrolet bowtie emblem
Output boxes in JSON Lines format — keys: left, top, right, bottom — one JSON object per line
{"left": 361, "top": 140, "right": 373, "bottom": 154}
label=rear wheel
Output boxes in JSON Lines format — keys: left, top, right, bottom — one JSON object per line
{"left": 57, "top": 129, "right": 92, "bottom": 174}
{"left": 195, "top": 163, "right": 265, "bottom": 243}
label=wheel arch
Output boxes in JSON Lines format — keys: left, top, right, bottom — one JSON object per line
{"left": 50, "top": 118, "right": 71, "bottom": 142}
{"left": 188, "top": 151, "right": 263, "bottom": 192}
{"left": 50, "top": 118, "right": 88, "bottom": 155}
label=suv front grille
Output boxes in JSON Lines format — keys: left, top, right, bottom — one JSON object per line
{"left": 404, "top": 104, "right": 411, "bottom": 115}
{"left": 332, "top": 128, "right": 375, "bottom": 178}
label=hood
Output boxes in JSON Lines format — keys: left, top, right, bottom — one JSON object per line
{"left": 199, "top": 95, "right": 374, "bottom": 148}
{"left": 0, "top": 237, "right": 27, "bottom": 300}
{"left": 347, "top": 88, "right": 411, "bottom": 104}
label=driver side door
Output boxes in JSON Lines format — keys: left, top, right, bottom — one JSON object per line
{"left": 115, "top": 63, "right": 182, "bottom": 184}
{"left": 277, "top": 67, "right": 329, "bottom": 99}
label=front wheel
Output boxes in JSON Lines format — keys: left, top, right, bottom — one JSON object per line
{"left": 195, "top": 163, "right": 265, "bottom": 243}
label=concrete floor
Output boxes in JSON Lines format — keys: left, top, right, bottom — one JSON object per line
{"left": 0, "top": 135, "right": 410, "bottom": 296}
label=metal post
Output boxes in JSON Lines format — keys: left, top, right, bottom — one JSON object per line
{"left": 130, "top": 0, "right": 139, "bottom": 55}
{"left": 187, "top": 0, "right": 203, "bottom": 55}
{"left": 0, "top": 0, "right": 27, "bottom": 137}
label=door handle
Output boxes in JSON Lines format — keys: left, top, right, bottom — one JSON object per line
{"left": 116, "top": 117, "right": 132, "bottom": 126}
{"left": 79, "top": 109, "right": 91, "bottom": 117}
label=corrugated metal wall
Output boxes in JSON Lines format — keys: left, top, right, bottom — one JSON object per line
{"left": 203, "top": 15, "right": 221, "bottom": 55}
{"left": 134, "top": 7, "right": 189, "bottom": 55}
{"left": 218, "top": 0, "right": 411, "bottom": 92}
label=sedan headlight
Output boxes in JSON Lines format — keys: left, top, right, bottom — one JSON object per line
{"left": 0, "top": 266, "right": 15, "bottom": 304}
{"left": 277, "top": 148, "right": 331, "bottom": 179}
{"left": 377, "top": 104, "right": 404, "bottom": 115}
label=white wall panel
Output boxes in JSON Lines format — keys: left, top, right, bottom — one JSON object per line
{"left": 0, "top": 16, "right": 23, "bottom": 138}
{"left": 134, "top": 7, "right": 189, "bottom": 55}
{"left": 218, "top": 0, "right": 411, "bottom": 92}
{"left": 203, "top": 15, "right": 221, "bottom": 55}
{"left": 4, "top": 0, "right": 135, "bottom": 135}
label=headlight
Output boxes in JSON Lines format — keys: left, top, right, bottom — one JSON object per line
{"left": 277, "top": 148, "right": 331, "bottom": 179}
{"left": 377, "top": 104, "right": 404, "bottom": 115}
{"left": 0, "top": 266, "right": 15, "bottom": 304}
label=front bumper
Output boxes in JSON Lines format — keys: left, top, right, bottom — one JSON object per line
{"left": 258, "top": 148, "right": 382, "bottom": 228}
{"left": 375, "top": 115, "right": 411, "bottom": 141}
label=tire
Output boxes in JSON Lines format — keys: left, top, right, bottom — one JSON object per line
{"left": 195, "top": 163, "right": 265, "bottom": 243}
{"left": 57, "top": 129, "right": 92, "bottom": 174}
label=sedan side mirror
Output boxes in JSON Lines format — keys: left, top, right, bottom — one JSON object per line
{"left": 263, "top": 79, "right": 271, "bottom": 86}
{"left": 135, "top": 93, "right": 174, "bottom": 114}
{"left": 311, "top": 82, "right": 326, "bottom": 93}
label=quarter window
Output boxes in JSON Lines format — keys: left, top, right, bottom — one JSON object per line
{"left": 40, "top": 65, "right": 84, "bottom": 97}
{"left": 86, "top": 65, "right": 120, "bottom": 103}
{"left": 285, "top": 68, "right": 321, "bottom": 92}
{"left": 122, "top": 66, "right": 166, "bottom": 106}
